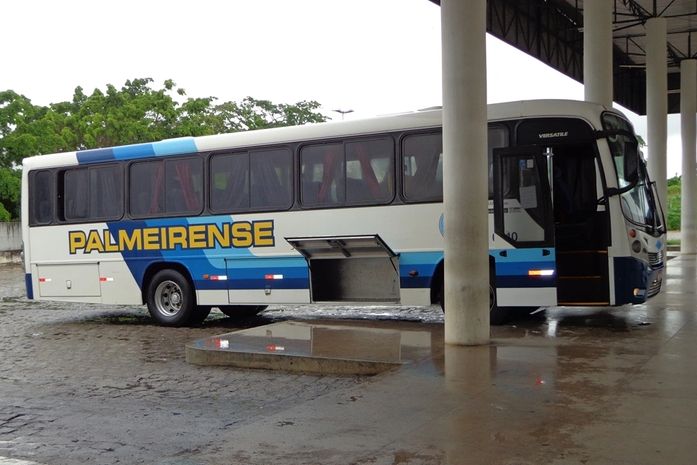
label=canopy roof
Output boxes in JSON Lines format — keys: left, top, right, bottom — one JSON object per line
{"left": 430, "top": 0, "right": 697, "bottom": 115}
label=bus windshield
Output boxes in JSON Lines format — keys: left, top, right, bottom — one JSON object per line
{"left": 602, "top": 113, "right": 663, "bottom": 233}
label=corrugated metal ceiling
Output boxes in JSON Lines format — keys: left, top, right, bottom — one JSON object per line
{"left": 430, "top": 0, "right": 697, "bottom": 114}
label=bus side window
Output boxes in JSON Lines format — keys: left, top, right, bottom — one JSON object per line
{"left": 488, "top": 125, "right": 509, "bottom": 200}
{"left": 250, "top": 148, "right": 292, "bottom": 210}
{"left": 130, "top": 161, "right": 164, "bottom": 217}
{"left": 165, "top": 157, "right": 203, "bottom": 214}
{"left": 300, "top": 143, "right": 344, "bottom": 207}
{"left": 90, "top": 165, "right": 123, "bottom": 220}
{"left": 345, "top": 138, "right": 394, "bottom": 204}
{"left": 64, "top": 169, "right": 89, "bottom": 221}
{"left": 210, "top": 153, "right": 250, "bottom": 212}
{"left": 402, "top": 132, "right": 442, "bottom": 202}
{"left": 29, "top": 170, "right": 54, "bottom": 225}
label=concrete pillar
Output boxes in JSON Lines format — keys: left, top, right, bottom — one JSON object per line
{"left": 646, "top": 17, "right": 668, "bottom": 210}
{"left": 443, "top": 345, "right": 495, "bottom": 463}
{"left": 441, "top": 0, "right": 489, "bottom": 345}
{"left": 681, "top": 59, "right": 697, "bottom": 254}
{"left": 583, "top": 0, "right": 613, "bottom": 106}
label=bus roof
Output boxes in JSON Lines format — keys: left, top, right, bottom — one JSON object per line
{"left": 23, "top": 99, "right": 623, "bottom": 170}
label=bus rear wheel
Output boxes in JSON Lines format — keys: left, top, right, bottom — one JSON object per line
{"left": 218, "top": 305, "right": 268, "bottom": 318}
{"left": 146, "top": 269, "right": 200, "bottom": 326}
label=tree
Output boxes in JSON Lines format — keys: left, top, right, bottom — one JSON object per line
{"left": 0, "top": 167, "right": 20, "bottom": 221}
{"left": 0, "top": 79, "right": 328, "bottom": 220}
{"left": 667, "top": 175, "right": 681, "bottom": 231}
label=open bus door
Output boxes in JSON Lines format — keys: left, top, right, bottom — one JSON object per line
{"left": 492, "top": 146, "right": 557, "bottom": 308}
{"left": 546, "top": 142, "right": 611, "bottom": 306}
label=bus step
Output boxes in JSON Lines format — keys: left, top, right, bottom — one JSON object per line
{"left": 556, "top": 276, "right": 609, "bottom": 304}
{"left": 556, "top": 250, "right": 608, "bottom": 278}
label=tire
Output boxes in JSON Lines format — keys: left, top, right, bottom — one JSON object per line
{"left": 146, "top": 269, "right": 198, "bottom": 326}
{"left": 489, "top": 271, "right": 510, "bottom": 326}
{"left": 439, "top": 278, "right": 508, "bottom": 325}
{"left": 439, "top": 280, "right": 445, "bottom": 312}
{"left": 190, "top": 306, "right": 213, "bottom": 325}
{"left": 218, "top": 305, "right": 268, "bottom": 318}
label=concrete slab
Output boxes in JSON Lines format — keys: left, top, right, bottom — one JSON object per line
{"left": 186, "top": 320, "right": 442, "bottom": 375}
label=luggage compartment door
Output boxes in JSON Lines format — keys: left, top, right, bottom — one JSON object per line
{"left": 36, "top": 263, "right": 101, "bottom": 297}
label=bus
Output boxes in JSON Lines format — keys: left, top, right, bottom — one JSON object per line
{"left": 21, "top": 99, "right": 666, "bottom": 326}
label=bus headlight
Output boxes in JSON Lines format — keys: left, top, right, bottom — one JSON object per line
{"left": 631, "top": 240, "right": 642, "bottom": 253}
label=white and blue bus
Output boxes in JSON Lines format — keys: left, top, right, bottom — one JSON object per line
{"left": 21, "top": 99, "right": 666, "bottom": 326}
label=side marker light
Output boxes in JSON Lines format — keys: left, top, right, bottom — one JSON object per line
{"left": 528, "top": 269, "right": 555, "bottom": 276}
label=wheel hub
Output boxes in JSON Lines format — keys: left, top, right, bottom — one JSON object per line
{"left": 155, "top": 280, "right": 184, "bottom": 316}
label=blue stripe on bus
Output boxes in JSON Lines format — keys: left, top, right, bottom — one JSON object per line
{"left": 107, "top": 221, "right": 166, "bottom": 286}
{"left": 399, "top": 251, "right": 442, "bottom": 289}
{"left": 25, "top": 273, "right": 33, "bottom": 300}
{"left": 113, "top": 143, "right": 156, "bottom": 160}
{"left": 107, "top": 218, "right": 557, "bottom": 294}
{"left": 76, "top": 148, "right": 114, "bottom": 164}
{"left": 197, "top": 277, "right": 309, "bottom": 291}
{"left": 108, "top": 216, "right": 264, "bottom": 290}
{"left": 491, "top": 248, "right": 556, "bottom": 289}
{"left": 225, "top": 257, "right": 308, "bottom": 269}
{"left": 153, "top": 138, "right": 197, "bottom": 156}
{"left": 400, "top": 276, "right": 432, "bottom": 289}
{"left": 495, "top": 261, "right": 555, "bottom": 276}
{"left": 77, "top": 138, "right": 198, "bottom": 165}
{"left": 491, "top": 248, "right": 556, "bottom": 262}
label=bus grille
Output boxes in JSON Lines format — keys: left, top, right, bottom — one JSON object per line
{"left": 648, "top": 250, "right": 664, "bottom": 268}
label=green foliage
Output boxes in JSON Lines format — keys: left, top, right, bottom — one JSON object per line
{"left": 0, "top": 79, "right": 328, "bottom": 220}
{"left": 0, "top": 167, "right": 20, "bottom": 221}
{"left": 666, "top": 175, "right": 681, "bottom": 231}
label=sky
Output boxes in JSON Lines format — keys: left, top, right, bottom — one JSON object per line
{"left": 0, "top": 0, "right": 685, "bottom": 177}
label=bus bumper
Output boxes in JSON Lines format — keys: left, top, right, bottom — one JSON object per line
{"left": 614, "top": 256, "right": 664, "bottom": 305}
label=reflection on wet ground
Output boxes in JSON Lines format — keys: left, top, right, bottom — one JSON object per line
{"left": 2, "top": 254, "right": 696, "bottom": 464}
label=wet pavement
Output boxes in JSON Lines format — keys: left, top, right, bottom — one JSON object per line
{"left": 0, "top": 264, "right": 440, "bottom": 465}
{"left": 1, "top": 256, "right": 696, "bottom": 464}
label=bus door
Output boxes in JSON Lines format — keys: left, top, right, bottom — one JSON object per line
{"left": 492, "top": 147, "right": 556, "bottom": 307}
{"left": 546, "top": 142, "right": 611, "bottom": 306}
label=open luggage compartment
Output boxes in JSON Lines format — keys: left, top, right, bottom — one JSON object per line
{"left": 286, "top": 235, "right": 400, "bottom": 303}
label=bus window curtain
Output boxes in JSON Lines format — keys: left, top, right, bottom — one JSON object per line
{"left": 354, "top": 144, "right": 382, "bottom": 198}
{"left": 230, "top": 155, "right": 249, "bottom": 209}
{"left": 318, "top": 147, "right": 341, "bottom": 203}
{"left": 150, "top": 164, "right": 164, "bottom": 214}
{"left": 174, "top": 160, "right": 198, "bottom": 211}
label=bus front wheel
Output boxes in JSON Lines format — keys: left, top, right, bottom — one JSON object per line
{"left": 218, "top": 305, "right": 268, "bottom": 318}
{"left": 439, "top": 278, "right": 509, "bottom": 325}
{"left": 146, "top": 269, "right": 200, "bottom": 326}
{"left": 489, "top": 281, "right": 509, "bottom": 325}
